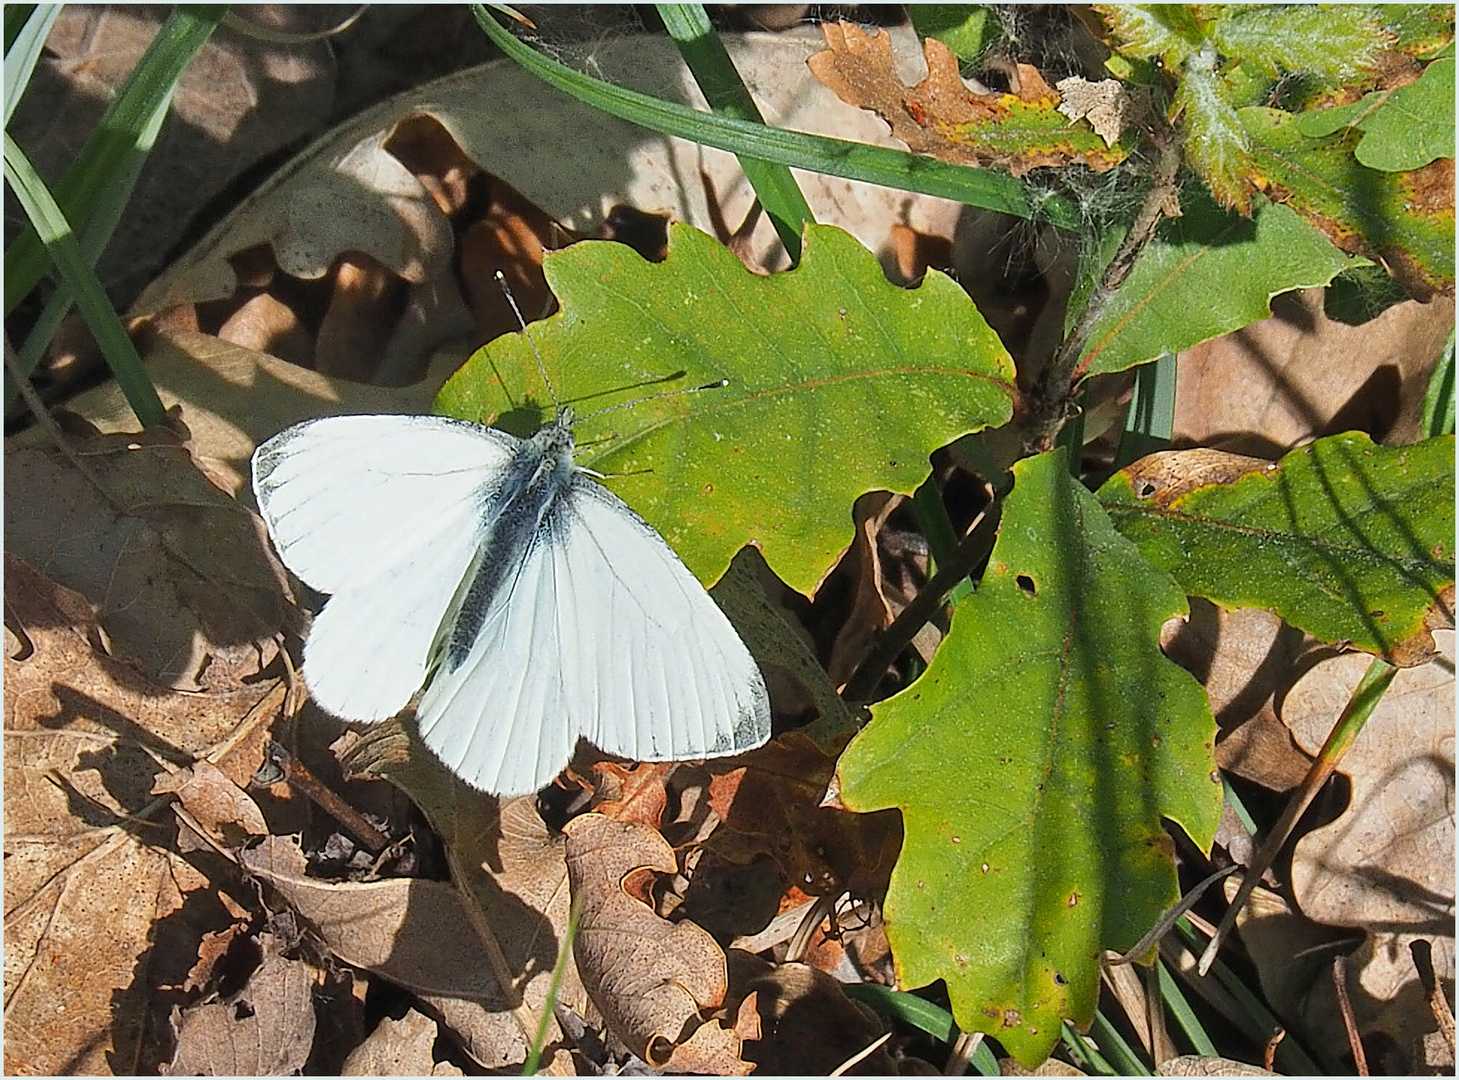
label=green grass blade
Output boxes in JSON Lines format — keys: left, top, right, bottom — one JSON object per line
{"left": 522, "top": 899, "right": 581, "bottom": 1075}
{"left": 1061, "top": 1020, "right": 1117, "bottom": 1075}
{"left": 1089, "top": 1007, "right": 1152, "bottom": 1075}
{"left": 4, "top": 4, "right": 61, "bottom": 125}
{"left": 1422, "top": 328, "right": 1455, "bottom": 437}
{"left": 1156, "top": 958, "right": 1218, "bottom": 1057}
{"left": 5, "top": 4, "right": 225, "bottom": 315}
{"left": 840, "top": 985, "right": 1000, "bottom": 1075}
{"left": 4, "top": 133, "right": 167, "bottom": 428}
{"left": 472, "top": 5, "right": 1078, "bottom": 229}
{"left": 657, "top": 3, "right": 814, "bottom": 262}
{"left": 1115, "top": 350, "right": 1177, "bottom": 468}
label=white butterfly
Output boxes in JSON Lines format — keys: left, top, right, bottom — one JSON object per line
{"left": 251, "top": 408, "right": 771, "bottom": 796}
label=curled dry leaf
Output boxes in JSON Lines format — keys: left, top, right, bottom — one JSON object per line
{"left": 1284, "top": 629, "right": 1455, "bottom": 1064}
{"left": 808, "top": 21, "right": 1128, "bottom": 175}
{"left": 4, "top": 424, "right": 286, "bottom": 691}
{"left": 151, "top": 760, "right": 267, "bottom": 842}
{"left": 341, "top": 1009, "right": 464, "bottom": 1077}
{"left": 4, "top": 556, "right": 275, "bottom": 1074}
{"left": 165, "top": 934, "right": 319, "bottom": 1076}
{"left": 565, "top": 813, "right": 747, "bottom": 1070}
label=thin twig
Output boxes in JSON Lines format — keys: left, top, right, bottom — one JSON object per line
{"left": 1332, "top": 955, "right": 1369, "bottom": 1076}
{"left": 841, "top": 500, "right": 1000, "bottom": 704}
{"left": 832, "top": 1031, "right": 892, "bottom": 1076}
{"left": 1025, "top": 129, "right": 1184, "bottom": 453}
{"left": 268, "top": 740, "right": 390, "bottom": 853}
{"left": 943, "top": 1030, "right": 984, "bottom": 1076}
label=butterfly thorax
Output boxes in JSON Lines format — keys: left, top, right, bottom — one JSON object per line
{"left": 434, "top": 415, "right": 577, "bottom": 671}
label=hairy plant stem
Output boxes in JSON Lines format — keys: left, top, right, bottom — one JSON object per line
{"left": 1025, "top": 128, "right": 1184, "bottom": 453}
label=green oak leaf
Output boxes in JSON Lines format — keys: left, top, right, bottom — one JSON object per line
{"left": 1174, "top": 48, "right": 1255, "bottom": 211}
{"left": 436, "top": 223, "right": 1016, "bottom": 594}
{"left": 910, "top": 5, "right": 997, "bottom": 65}
{"left": 836, "top": 448, "right": 1223, "bottom": 1067}
{"left": 1099, "top": 432, "right": 1456, "bottom": 666}
{"left": 1243, "top": 105, "right": 1454, "bottom": 298}
{"left": 1295, "top": 56, "right": 1455, "bottom": 171}
{"left": 1078, "top": 187, "right": 1352, "bottom": 379}
{"left": 1095, "top": 4, "right": 1203, "bottom": 64}
{"left": 1210, "top": 4, "right": 1390, "bottom": 82}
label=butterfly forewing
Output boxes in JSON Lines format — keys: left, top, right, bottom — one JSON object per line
{"left": 252, "top": 415, "right": 517, "bottom": 719}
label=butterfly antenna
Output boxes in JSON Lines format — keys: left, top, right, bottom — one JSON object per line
{"left": 575, "top": 378, "right": 730, "bottom": 423}
{"left": 495, "top": 270, "right": 560, "bottom": 412}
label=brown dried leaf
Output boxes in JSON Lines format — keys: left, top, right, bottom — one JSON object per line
{"left": 338, "top": 729, "right": 585, "bottom": 1070}
{"left": 11, "top": 331, "right": 463, "bottom": 499}
{"left": 1174, "top": 288, "right": 1456, "bottom": 456}
{"left": 590, "top": 761, "right": 674, "bottom": 828}
{"left": 807, "top": 22, "right": 1127, "bottom": 175}
{"left": 12, "top": 7, "right": 334, "bottom": 306}
{"left": 1160, "top": 601, "right": 1315, "bottom": 791}
{"left": 165, "top": 935, "right": 319, "bottom": 1076}
{"left": 341, "top": 1009, "right": 464, "bottom": 1076}
{"left": 1155, "top": 1057, "right": 1276, "bottom": 1076}
{"left": 240, "top": 835, "right": 508, "bottom": 1001}
{"left": 730, "top": 952, "right": 892, "bottom": 1075}
{"left": 4, "top": 556, "right": 276, "bottom": 1073}
{"left": 4, "top": 425, "right": 285, "bottom": 691}
{"left": 1285, "top": 630, "right": 1455, "bottom": 1066}
{"left": 707, "top": 732, "right": 901, "bottom": 897}
{"left": 152, "top": 760, "right": 267, "bottom": 841}
{"left": 566, "top": 814, "right": 738, "bottom": 1068}
{"left": 126, "top": 28, "right": 964, "bottom": 381}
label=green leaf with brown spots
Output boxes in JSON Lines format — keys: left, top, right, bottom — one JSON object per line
{"left": 1098, "top": 432, "right": 1456, "bottom": 666}
{"left": 1243, "top": 104, "right": 1454, "bottom": 298}
{"left": 835, "top": 448, "right": 1223, "bottom": 1068}
{"left": 436, "top": 223, "right": 1016, "bottom": 594}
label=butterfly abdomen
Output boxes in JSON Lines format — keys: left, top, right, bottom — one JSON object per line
{"left": 439, "top": 426, "right": 576, "bottom": 670}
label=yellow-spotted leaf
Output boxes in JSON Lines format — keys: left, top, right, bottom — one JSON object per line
{"left": 1098, "top": 433, "right": 1456, "bottom": 666}
{"left": 835, "top": 448, "right": 1223, "bottom": 1067}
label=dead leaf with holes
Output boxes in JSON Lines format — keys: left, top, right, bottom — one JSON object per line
{"left": 341, "top": 1009, "right": 465, "bottom": 1076}
{"left": 4, "top": 556, "right": 276, "bottom": 1075}
{"left": 565, "top": 813, "right": 753, "bottom": 1072}
{"left": 4, "top": 422, "right": 287, "bottom": 691}
{"left": 808, "top": 21, "right": 1128, "bottom": 175}
{"left": 164, "top": 932, "right": 320, "bottom": 1076}
{"left": 1284, "top": 630, "right": 1455, "bottom": 1071}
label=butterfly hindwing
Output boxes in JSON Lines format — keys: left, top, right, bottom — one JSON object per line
{"left": 413, "top": 471, "right": 770, "bottom": 795}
